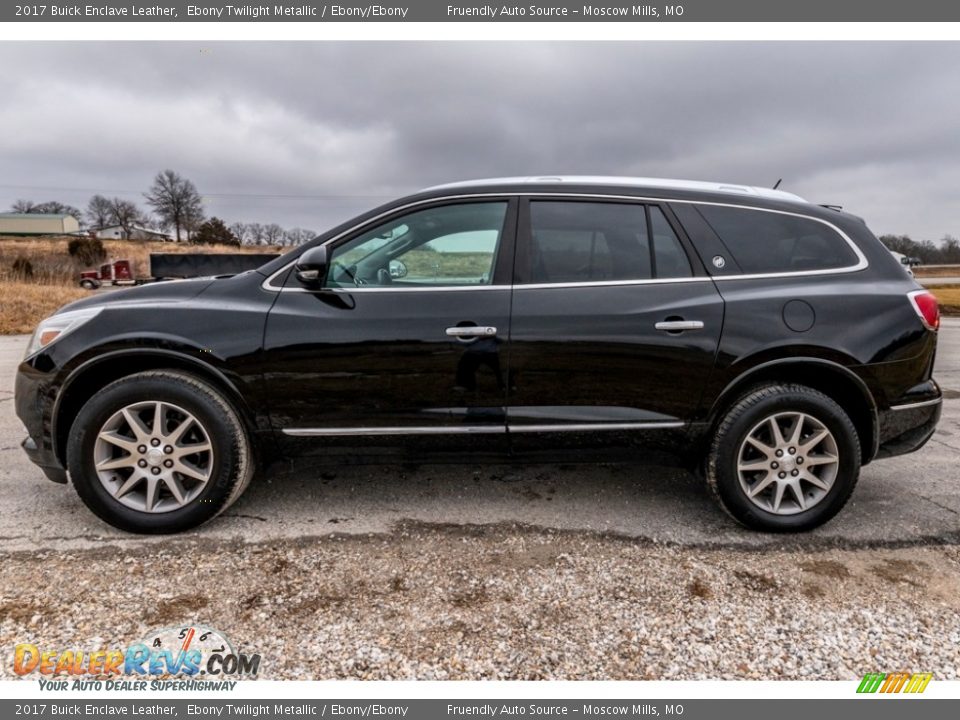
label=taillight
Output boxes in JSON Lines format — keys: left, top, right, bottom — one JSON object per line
{"left": 908, "top": 290, "right": 940, "bottom": 331}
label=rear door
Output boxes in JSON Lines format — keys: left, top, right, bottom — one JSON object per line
{"left": 507, "top": 198, "right": 724, "bottom": 441}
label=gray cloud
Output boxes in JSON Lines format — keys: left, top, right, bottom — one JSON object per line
{"left": 1, "top": 41, "right": 958, "bottom": 239}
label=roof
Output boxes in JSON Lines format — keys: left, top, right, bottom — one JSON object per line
{"left": 423, "top": 176, "right": 807, "bottom": 203}
{"left": 0, "top": 212, "right": 76, "bottom": 219}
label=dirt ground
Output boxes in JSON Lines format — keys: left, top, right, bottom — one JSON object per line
{"left": 2, "top": 523, "right": 958, "bottom": 681}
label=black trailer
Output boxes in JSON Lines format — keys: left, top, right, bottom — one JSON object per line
{"left": 149, "top": 253, "right": 280, "bottom": 279}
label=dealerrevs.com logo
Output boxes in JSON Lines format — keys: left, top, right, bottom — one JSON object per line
{"left": 14, "top": 625, "right": 260, "bottom": 690}
{"left": 857, "top": 672, "right": 933, "bottom": 694}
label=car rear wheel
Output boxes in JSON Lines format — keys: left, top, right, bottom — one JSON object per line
{"left": 706, "top": 383, "right": 860, "bottom": 532}
{"left": 67, "top": 370, "right": 253, "bottom": 533}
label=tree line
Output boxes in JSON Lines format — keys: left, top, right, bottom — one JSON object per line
{"left": 9, "top": 169, "right": 315, "bottom": 247}
{"left": 879, "top": 234, "right": 960, "bottom": 265}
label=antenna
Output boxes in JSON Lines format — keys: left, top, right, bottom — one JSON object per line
{"left": 773, "top": 178, "right": 782, "bottom": 190}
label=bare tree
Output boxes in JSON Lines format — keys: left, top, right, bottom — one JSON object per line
{"left": 144, "top": 169, "right": 204, "bottom": 242}
{"left": 108, "top": 198, "right": 144, "bottom": 240}
{"left": 86, "top": 195, "right": 113, "bottom": 229}
{"left": 12, "top": 199, "right": 84, "bottom": 225}
{"left": 264, "top": 223, "right": 284, "bottom": 246}
{"left": 11, "top": 199, "right": 37, "bottom": 213}
{"left": 183, "top": 202, "right": 205, "bottom": 242}
{"left": 229, "top": 222, "right": 249, "bottom": 244}
{"left": 880, "top": 233, "right": 960, "bottom": 265}
{"left": 942, "top": 235, "right": 960, "bottom": 264}
{"left": 283, "top": 227, "right": 315, "bottom": 246}
{"left": 247, "top": 223, "right": 265, "bottom": 246}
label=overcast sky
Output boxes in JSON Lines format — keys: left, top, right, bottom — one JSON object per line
{"left": 2, "top": 42, "right": 958, "bottom": 240}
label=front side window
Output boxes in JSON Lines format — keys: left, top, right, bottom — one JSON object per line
{"left": 696, "top": 204, "right": 859, "bottom": 274}
{"left": 327, "top": 202, "right": 508, "bottom": 288}
{"left": 526, "top": 201, "right": 692, "bottom": 284}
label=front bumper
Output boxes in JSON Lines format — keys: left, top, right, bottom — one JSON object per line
{"left": 21, "top": 435, "right": 67, "bottom": 483}
{"left": 15, "top": 358, "right": 67, "bottom": 483}
{"left": 875, "top": 395, "right": 942, "bottom": 460}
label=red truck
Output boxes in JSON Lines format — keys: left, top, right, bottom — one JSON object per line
{"left": 79, "top": 253, "right": 280, "bottom": 290}
{"left": 79, "top": 260, "right": 136, "bottom": 289}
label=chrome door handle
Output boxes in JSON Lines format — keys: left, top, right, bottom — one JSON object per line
{"left": 655, "top": 320, "right": 704, "bottom": 332}
{"left": 446, "top": 326, "right": 497, "bottom": 339}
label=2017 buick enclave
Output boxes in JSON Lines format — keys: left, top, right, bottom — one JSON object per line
{"left": 15, "top": 177, "right": 942, "bottom": 533}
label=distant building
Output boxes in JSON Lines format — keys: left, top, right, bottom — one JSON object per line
{"left": 92, "top": 225, "right": 174, "bottom": 241}
{"left": 0, "top": 213, "right": 80, "bottom": 236}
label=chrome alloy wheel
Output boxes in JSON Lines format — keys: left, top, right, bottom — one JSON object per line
{"left": 736, "top": 411, "right": 839, "bottom": 515}
{"left": 93, "top": 401, "right": 214, "bottom": 513}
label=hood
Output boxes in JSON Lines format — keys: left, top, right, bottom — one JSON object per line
{"left": 58, "top": 277, "right": 217, "bottom": 314}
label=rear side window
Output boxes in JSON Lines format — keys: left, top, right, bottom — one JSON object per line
{"left": 696, "top": 204, "right": 859, "bottom": 274}
{"left": 527, "top": 201, "right": 692, "bottom": 284}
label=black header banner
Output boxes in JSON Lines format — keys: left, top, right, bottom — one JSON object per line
{"left": 6, "top": 0, "right": 960, "bottom": 22}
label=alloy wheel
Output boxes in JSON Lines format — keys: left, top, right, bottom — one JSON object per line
{"left": 736, "top": 411, "right": 839, "bottom": 515}
{"left": 92, "top": 401, "right": 214, "bottom": 513}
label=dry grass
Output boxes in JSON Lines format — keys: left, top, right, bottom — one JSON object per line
{"left": 914, "top": 265, "right": 960, "bottom": 278}
{"left": 0, "top": 282, "right": 89, "bottom": 334}
{"left": 929, "top": 285, "right": 960, "bottom": 314}
{"left": 0, "top": 235, "right": 282, "bottom": 285}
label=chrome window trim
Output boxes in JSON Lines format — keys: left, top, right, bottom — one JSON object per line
{"left": 514, "top": 277, "right": 713, "bottom": 291}
{"left": 282, "top": 421, "right": 684, "bottom": 437}
{"left": 888, "top": 397, "right": 943, "bottom": 411}
{"left": 324, "top": 284, "right": 511, "bottom": 294}
{"left": 262, "top": 192, "right": 868, "bottom": 293}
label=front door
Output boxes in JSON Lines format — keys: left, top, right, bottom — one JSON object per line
{"left": 262, "top": 199, "right": 516, "bottom": 454}
{"left": 507, "top": 198, "right": 723, "bottom": 445}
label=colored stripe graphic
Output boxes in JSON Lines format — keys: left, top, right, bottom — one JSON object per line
{"left": 881, "top": 672, "right": 906, "bottom": 693}
{"left": 904, "top": 673, "right": 933, "bottom": 693}
{"left": 857, "top": 673, "right": 886, "bottom": 693}
{"left": 857, "top": 672, "right": 932, "bottom": 694}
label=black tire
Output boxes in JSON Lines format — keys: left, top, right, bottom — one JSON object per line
{"left": 706, "top": 383, "right": 860, "bottom": 532}
{"left": 67, "top": 370, "right": 254, "bottom": 534}
{"left": 80, "top": 279, "right": 99, "bottom": 290}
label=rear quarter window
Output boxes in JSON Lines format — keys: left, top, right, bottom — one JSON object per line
{"left": 695, "top": 204, "right": 860, "bottom": 274}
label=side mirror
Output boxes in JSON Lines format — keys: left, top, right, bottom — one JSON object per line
{"left": 295, "top": 245, "right": 329, "bottom": 286}
{"left": 388, "top": 259, "right": 408, "bottom": 279}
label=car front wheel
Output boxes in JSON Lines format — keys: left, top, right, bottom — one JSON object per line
{"left": 706, "top": 383, "right": 861, "bottom": 532}
{"left": 67, "top": 370, "right": 254, "bottom": 533}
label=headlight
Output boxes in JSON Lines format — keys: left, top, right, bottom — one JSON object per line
{"left": 24, "top": 307, "right": 103, "bottom": 359}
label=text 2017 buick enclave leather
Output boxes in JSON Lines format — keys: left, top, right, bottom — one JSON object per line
{"left": 15, "top": 177, "right": 942, "bottom": 533}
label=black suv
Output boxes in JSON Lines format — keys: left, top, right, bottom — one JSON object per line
{"left": 15, "top": 177, "right": 942, "bottom": 533}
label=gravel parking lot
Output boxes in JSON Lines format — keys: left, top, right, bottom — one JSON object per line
{"left": 2, "top": 526, "right": 959, "bottom": 681}
{"left": 1, "top": 325, "right": 959, "bottom": 680}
